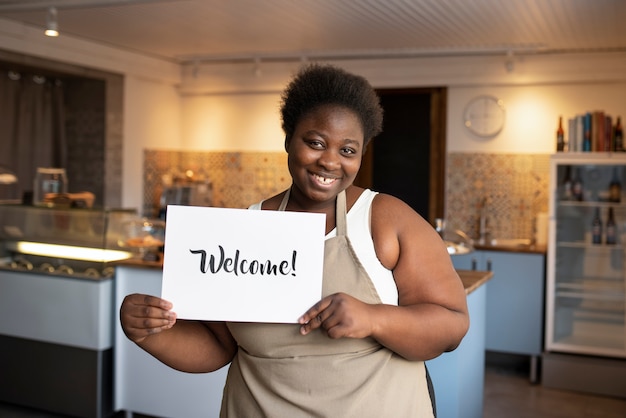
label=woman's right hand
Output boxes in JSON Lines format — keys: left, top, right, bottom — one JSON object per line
{"left": 120, "top": 293, "right": 177, "bottom": 344}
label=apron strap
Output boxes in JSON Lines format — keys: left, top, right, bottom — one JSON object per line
{"left": 277, "top": 187, "right": 347, "bottom": 237}
{"left": 278, "top": 188, "right": 290, "bottom": 211}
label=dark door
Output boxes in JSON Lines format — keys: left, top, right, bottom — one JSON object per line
{"left": 354, "top": 88, "right": 446, "bottom": 223}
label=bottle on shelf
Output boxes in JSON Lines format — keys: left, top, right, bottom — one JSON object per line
{"left": 572, "top": 168, "right": 584, "bottom": 201}
{"left": 561, "top": 165, "right": 573, "bottom": 200}
{"left": 614, "top": 116, "right": 623, "bottom": 152}
{"left": 592, "top": 207, "right": 603, "bottom": 244}
{"left": 556, "top": 116, "right": 565, "bottom": 151}
{"left": 605, "top": 207, "right": 617, "bottom": 245}
{"left": 608, "top": 167, "right": 622, "bottom": 203}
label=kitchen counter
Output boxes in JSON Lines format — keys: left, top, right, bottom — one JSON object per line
{"left": 458, "top": 269, "right": 493, "bottom": 294}
{"left": 474, "top": 243, "right": 547, "bottom": 254}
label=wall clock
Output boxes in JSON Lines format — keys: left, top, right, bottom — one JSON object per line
{"left": 463, "top": 95, "right": 506, "bottom": 138}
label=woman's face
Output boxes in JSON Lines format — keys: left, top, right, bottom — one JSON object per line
{"left": 286, "top": 104, "right": 365, "bottom": 204}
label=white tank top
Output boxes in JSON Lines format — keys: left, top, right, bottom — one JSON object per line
{"left": 249, "top": 189, "right": 399, "bottom": 305}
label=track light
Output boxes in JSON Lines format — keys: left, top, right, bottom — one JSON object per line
{"left": 504, "top": 50, "right": 514, "bottom": 73}
{"left": 45, "top": 6, "right": 59, "bottom": 37}
{"left": 253, "top": 58, "right": 262, "bottom": 77}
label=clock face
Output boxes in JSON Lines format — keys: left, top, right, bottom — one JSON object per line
{"left": 463, "top": 95, "right": 506, "bottom": 138}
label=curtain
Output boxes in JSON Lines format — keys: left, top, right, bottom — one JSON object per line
{"left": 0, "top": 70, "right": 66, "bottom": 201}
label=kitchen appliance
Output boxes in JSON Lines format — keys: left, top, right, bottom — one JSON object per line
{"left": 543, "top": 153, "right": 626, "bottom": 397}
{"left": 435, "top": 218, "right": 474, "bottom": 255}
{"left": 159, "top": 181, "right": 214, "bottom": 219}
{"left": 33, "top": 167, "right": 67, "bottom": 207}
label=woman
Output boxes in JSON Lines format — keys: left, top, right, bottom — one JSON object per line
{"left": 120, "top": 64, "right": 469, "bottom": 417}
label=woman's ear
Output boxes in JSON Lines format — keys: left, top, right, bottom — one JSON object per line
{"left": 284, "top": 136, "right": 291, "bottom": 152}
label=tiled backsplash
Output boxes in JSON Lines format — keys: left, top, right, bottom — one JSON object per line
{"left": 446, "top": 153, "right": 550, "bottom": 242}
{"left": 143, "top": 149, "right": 291, "bottom": 216}
{"left": 143, "top": 150, "right": 551, "bottom": 243}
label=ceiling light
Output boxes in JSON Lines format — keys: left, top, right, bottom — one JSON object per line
{"left": 45, "top": 6, "right": 59, "bottom": 37}
{"left": 505, "top": 50, "right": 515, "bottom": 73}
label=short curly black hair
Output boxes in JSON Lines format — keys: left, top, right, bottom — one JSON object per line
{"left": 280, "top": 64, "right": 383, "bottom": 146}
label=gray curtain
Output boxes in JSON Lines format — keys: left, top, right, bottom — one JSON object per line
{"left": 0, "top": 70, "right": 66, "bottom": 201}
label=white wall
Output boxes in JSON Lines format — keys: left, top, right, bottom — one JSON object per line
{"left": 123, "top": 76, "right": 182, "bottom": 208}
{"left": 180, "top": 93, "right": 283, "bottom": 151}
{"left": 449, "top": 82, "right": 626, "bottom": 153}
{"left": 179, "top": 52, "right": 626, "bottom": 155}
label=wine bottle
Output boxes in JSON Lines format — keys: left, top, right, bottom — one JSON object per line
{"left": 609, "top": 167, "right": 621, "bottom": 203}
{"left": 561, "top": 165, "right": 573, "bottom": 200}
{"left": 614, "top": 117, "right": 624, "bottom": 152}
{"left": 572, "top": 168, "right": 584, "bottom": 201}
{"left": 606, "top": 207, "right": 616, "bottom": 245}
{"left": 592, "top": 207, "right": 602, "bottom": 244}
{"left": 556, "top": 116, "right": 565, "bottom": 151}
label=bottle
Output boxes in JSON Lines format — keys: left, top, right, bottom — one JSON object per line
{"left": 561, "top": 165, "right": 573, "bottom": 200}
{"left": 605, "top": 207, "right": 616, "bottom": 245}
{"left": 614, "top": 117, "right": 623, "bottom": 152}
{"left": 572, "top": 168, "right": 584, "bottom": 201}
{"left": 591, "top": 207, "right": 602, "bottom": 244}
{"left": 608, "top": 167, "right": 621, "bottom": 203}
{"left": 556, "top": 116, "right": 565, "bottom": 151}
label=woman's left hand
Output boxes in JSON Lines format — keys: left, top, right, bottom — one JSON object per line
{"left": 298, "top": 292, "right": 375, "bottom": 339}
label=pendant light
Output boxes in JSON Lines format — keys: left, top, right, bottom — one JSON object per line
{"left": 45, "top": 6, "right": 59, "bottom": 37}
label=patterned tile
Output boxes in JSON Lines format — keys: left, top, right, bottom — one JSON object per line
{"left": 446, "top": 153, "right": 550, "bottom": 242}
{"left": 143, "top": 150, "right": 550, "bottom": 241}
{"left": 143, "top": 150, "right": 290, "bottom": 216}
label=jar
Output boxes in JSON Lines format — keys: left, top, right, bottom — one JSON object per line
{"left": 33, "top": 167, "right": 68, "bottom": 206}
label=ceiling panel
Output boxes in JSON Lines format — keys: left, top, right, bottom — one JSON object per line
{"left": 0, "top": 0, "right": 624, "bottom": 63}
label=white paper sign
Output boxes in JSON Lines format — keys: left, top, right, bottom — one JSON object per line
{"left": 161, "top": 205, "right": 326, "bottom": 323}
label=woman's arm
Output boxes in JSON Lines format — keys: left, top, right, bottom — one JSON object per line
{"left": 299, "top": 193, "right": 469, "bottom": 361}
{"left": 120, "top": 294, "right": 237, "bottom": 372}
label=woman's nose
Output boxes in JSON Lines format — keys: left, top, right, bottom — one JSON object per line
{"left": 318, "top": 149, "right": 340, "bottom": 169}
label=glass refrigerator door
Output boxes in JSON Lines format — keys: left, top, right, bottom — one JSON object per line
{"left": 547, "top": 154, "right": 626, "bottom": 358}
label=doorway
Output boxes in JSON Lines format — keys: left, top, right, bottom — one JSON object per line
{"left": 354, "top": 87, "right": 447, "bottom": 223}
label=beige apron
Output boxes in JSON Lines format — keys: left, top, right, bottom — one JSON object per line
{"left": 221, "top": 190, "right": 434, "bottom": 417}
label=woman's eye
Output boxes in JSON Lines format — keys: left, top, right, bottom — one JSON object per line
{"left": 341, "top": 147, "right": 357, "bottom": 155}
{"left": 306, "top": 139, "right": 324, "bottom": 149}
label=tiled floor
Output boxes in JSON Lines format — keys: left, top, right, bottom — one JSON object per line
{"left": 1, "top": 355, "right": 625, "bottom": 418}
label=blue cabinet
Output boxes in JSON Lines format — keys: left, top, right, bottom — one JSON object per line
{"left": 452, "top": 250, "right": 546, "bottom": 381}
{"left": 427, "top": 281, "right": 487, "bottom": 418}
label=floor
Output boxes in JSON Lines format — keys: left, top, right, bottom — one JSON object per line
{"left": 483, "top": 353, "right": 626, "bottom": 418}
{"left": 1, "top": 354, "right": 625, "bottom": 418}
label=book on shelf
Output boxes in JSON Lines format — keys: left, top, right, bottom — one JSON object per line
{"left": 560, "top": 111, "right": 622, "bottom": 153}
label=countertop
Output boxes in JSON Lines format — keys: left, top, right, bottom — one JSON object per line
{"left": 457, "top": 269, "right": 493, "bottom": 295}
{"left": 473, "top": 243, "right": 547, "bottom": 255}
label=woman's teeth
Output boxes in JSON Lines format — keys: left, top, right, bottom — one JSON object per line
{"left": 314, "top": 174, "right": 335, "bottom": 185}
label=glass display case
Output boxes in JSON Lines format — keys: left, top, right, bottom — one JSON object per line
{"left": 546, "top": 153, "right": 626, "bottom": 358}
{"left": 0, "top": 204, "right": 138, "bottom": 279}
{"left": 0, "top": 204, "right": 140, "bottom": 417}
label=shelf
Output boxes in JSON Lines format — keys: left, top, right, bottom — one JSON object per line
{"left": 556, "top": 241, "right": 624, "bottom": 250}
{"left": 557, "top": 200, "right": 624, "bottom": 208}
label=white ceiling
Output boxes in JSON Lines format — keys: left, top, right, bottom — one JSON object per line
{"left": 0, "top": 0, "right": 625, "bottom": 65}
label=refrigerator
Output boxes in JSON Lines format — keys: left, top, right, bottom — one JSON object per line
{"left": 543, "top": 153, "right": 626, "bottom": 398}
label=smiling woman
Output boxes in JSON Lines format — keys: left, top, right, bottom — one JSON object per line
{"left": 120, "top": 63, "right": 468, "bottom": 418}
